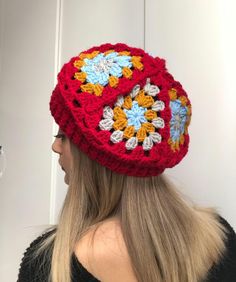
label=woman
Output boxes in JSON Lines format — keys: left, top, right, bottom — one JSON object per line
{"left": 18, "top": 43, "right": 236, "bottom": 282}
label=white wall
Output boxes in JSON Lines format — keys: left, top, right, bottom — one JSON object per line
{"left": 146, "top": 0, "right": 236, "bottom": 226}
{"left": 0, "top": 0, "right": 57, "bottom": 281}
{"left": 0, "top": 0, "right": 235, "bottom": 281}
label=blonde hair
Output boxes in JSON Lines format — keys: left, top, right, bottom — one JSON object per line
{"left": 34, "top": 140, "right": 227, "bottom": 282}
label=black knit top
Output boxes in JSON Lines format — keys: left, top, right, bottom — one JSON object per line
{"left": 17, "top": 216, "right": 236, "bottom": 282}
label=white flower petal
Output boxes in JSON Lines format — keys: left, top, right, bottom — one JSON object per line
{"left": 99, "top": 118, "right": 114, "bottom": 130}
{"left": 152, "top": 118, "right": 165, "bottom": 129}
{"left": 143, "top": 136, "right": 153, "bottom": 151}
{"left": 115, "top": 95, "right": 124, "bottom": 107}
{"left": 130, "top": 84, "right": 140, "bottom": 98}
{"left": 149, "top": 132, "right": 162, "bottom": 143}
{"left": 150, "top": 85, "right": 160, "bottom": 96}
{"left": 145, "top": 84, "right": 160, "bottom": 97}
{"left": 144, "top": 81, "right": 151, "bottom": 93}
{"left": 103, "top": 106, "right": 114, "bottom": 119}
{"left": 110, "top": 130, "right": 123, "bottom": 143}
{"left": 151, "top": 100, "right": 165, "bottom": 111}
{"left": 125, "top": 137, "right": 138, "bottom": 150}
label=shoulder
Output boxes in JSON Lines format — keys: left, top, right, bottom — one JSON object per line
{"left": 206, "top": 216, "right": 236, "bottom": 281}
{"left": 74, "top": 218, "right": 137, "bottom": 282}
{"left": 218, "top": 215, "right": 236, "bottom": 254}
{"left": 17, "top": 228, "right": 55, "bottom": 282}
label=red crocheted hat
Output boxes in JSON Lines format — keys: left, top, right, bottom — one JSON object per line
{"left": 50, "top": 43, "right": 191, "bottom": 177}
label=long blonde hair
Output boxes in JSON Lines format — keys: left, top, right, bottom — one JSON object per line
{"left": 35, "top": 140, "right": 227, "bottom": 282}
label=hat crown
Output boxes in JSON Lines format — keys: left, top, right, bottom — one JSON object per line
{"left": 50, "top": 43, "right": 191, "bottom": 177}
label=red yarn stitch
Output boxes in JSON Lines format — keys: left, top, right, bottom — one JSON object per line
{"left": 50, "top": 43, "right": 191, "bottom": 177}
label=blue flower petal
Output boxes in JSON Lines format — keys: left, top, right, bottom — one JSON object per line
{"left": 105, "top": 52, "right": 118, "bottom": 60}
{"left": 134, "top": 121, "right": 141, "bottom": 131}
{"left": 179, "top": 107, "right": 187, "bottom": 116}
{"left": 109, "top": 64, "right": 122, "bottom": 77}
{"left": 83, "top": 58, "right": 93, "bottom": 65}
{"left": 139, "top": 116, "right": 147, "bottom": 123}
{"left": 170, "top": 101, "right": 181, "bottom": 113}
{"left": 179, "top": 125, "right": 185, "bottom": 134}
{"left": 125, "top": 111, "right": 134, "bottom": 119}
{"left": 81, "top": 65, "right": 95, "bottom": 74}
{"left": 86, "top": 73, "right": 99, "bottom": 84}
{"left": 96, "top": 72, "right": 109, "bottom": 86}
{"left": 171, "top": 128, "right": 180, "bottom": 141}
{"left": 92, "top": 53, "right": 104, "bottom": 63}
{"left": 140, "top": 107, "right": 147, "bottom": 114}
{"left": 115, "top": 56, "right": 132, "bottom": 67}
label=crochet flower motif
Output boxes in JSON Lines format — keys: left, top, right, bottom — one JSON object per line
{"left": 168, "top": 88, "right": 191, "bottom": 151}
{"left": 81, "top": 52, "right": 132, "bottom": 86}
{"left": 99, "top": 78, "right": 165, "bottom": 151}
{"left": 170, "top": 100, "right": 187, "bottom": 140}
{"left": 73, "top": 50, "right": 143, "bottom": 96}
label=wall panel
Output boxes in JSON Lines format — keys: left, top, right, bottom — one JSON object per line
{"left": 145, "top": 0, "right": 236, "bottom": 228}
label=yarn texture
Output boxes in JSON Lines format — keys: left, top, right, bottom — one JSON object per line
{"left": 50, "top": 43, "right": 191, "bottom": 177}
